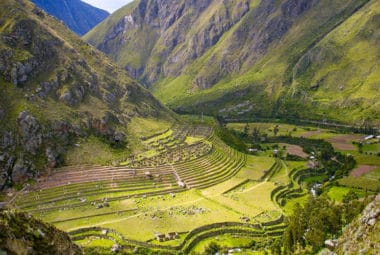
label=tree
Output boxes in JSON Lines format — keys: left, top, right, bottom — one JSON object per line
{"left": 243, "top": 123, "right": 250, "bottom": 138}
{"left": 204, "top": 242, "right": 221, "bottom": 255}
{"left": 274, "top": 125, "right": 280, "bottom": 136}
{"left": 342, "top": 190, "right": 358, "bottom": 204}
{"left": 252, "top": 127, "right": 261, "bottom": 142}
{"left": 270, "top": 239, "right": 282, "bottom": 255}
{"left": 358, "top": 142, "right": 363, "bottom": 153}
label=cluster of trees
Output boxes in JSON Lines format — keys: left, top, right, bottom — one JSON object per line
{"left": 215, "top": 126, "right": 247, "bottom": 152}
{"left": 237, "top": 125, "right": 357, "bottom": 180}
{"left": 282, "top": 192, "right": 367, "bottom": 254}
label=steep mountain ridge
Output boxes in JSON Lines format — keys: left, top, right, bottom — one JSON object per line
{"left": 85, "top": 0, "right": 380, "bottom": 126}
{"left": 31, "top": 0, "right": 109, "bottom": 36}
{"left": 0, "top": 210, "right": 83, "bottom": 255}
{"left": 0, "top": 0, "right": 175, "bottom": 189}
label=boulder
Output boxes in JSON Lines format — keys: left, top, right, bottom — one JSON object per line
{"left": 59, "top": 91, "right": 75, "bottom": 106}
{"left": 11, "top": 157, "right": 30, "bottom": 183}
{"left": 17, "top": 111, "right": 43, "bottom": 154}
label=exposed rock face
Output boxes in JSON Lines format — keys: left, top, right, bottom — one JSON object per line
{"left": 86, "top": 0, "right": 317, "bottom": 88}
{"left": 17, "top": 111, "right": 43, "bottom": 155}
{"left": 87, "top": 0, "right": 252, "bottom": 87}
{"left": 0, "top": 210, "right": 83, "bottom": 255}
{"left": 0, "top": 0, "right": 174, "bottom": 189}
{"left": 332, "top": 195, "right": 380, "bottom": 255}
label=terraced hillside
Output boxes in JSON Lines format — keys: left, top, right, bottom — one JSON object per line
{"left": 85, "top": 0, "right": 380, "bottom": 126}
{"left": 7, "top": 125, "right": 294, "bottom": 254}
{"left": 0, "top": 0, "right": 175, "bottom": 190}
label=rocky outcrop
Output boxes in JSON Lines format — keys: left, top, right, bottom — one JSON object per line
{"left": 0, "top": 109, "right": 130, "bottom": 189}
{"left": 88, "top": 0, "right": 251, "bottom": 87}
{"left": 329, "top": 195, "right": 380, "bottom": 255}
{"left": 17, "top": 111, "right": 43, "bottom": 155}
{"left": 0, "top": 0, "right": 174, "bottom": 190}
{"left": 86, "top": 0, "right": 318, "bottom": 88}
{"left": 0, "top": 210, "right": 83, "bottom": 255}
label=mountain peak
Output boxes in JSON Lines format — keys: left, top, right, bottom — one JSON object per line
{"left": 31, "top": 0, "right": 109, "bottom": 35}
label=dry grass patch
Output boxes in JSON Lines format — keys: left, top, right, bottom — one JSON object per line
{"left": 327, "top": 134, "right": 362, "bottom": 151}
{"left": 279, "top": 143, "right": 308, "bottom": 158}
{"left": 350, "top": 165, "right": 378, "bottom": 177}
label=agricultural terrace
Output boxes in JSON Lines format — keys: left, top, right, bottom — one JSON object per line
{"left": 8, "top": 121, "right": 379, "bottom": 254}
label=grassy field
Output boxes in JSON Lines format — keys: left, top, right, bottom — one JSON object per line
{"left": 213, "top": 181, "right": 281, "bottom": 219}
{"left": 191, "top": 234, "right": 255, "bottom": 253}
{"left": 282, "top": 195, "right": 309, "bottom": 215}
{"left": 327, "top": 186, "right": 365, "bottom": 202}
{"left": 237, "top": 156, "right": 276, "bottom": 181}
{"left": 65, "top": 136, "right": 129, "bottom": 165}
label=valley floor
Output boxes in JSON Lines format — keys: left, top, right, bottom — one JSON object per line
{"left": 4, "top": 121, "right": 380, "bottom": 254}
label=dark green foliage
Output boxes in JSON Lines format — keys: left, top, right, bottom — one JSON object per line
{"left": 273, "top": 125, "right": 279, "bottom": 137}
{"left": 243, "top": 123, "right": 250, "bottom": 139}
{"left": 215, "top": 126, "right": 247, "bottom": 152}
{"left": 341, "top": 191, "right": 366, "bottom": 225}
{"left": 270, "top": 239, "right": 282, "bottom": 255}
{"left": 204, "top": 242, "right": 221, "bottom": 255}
{"left": 285, "top": 154, "right": 305, "bottom": 161}
{"left": 283, "top": 195, "right": 367, "bottom": 254}
{"left": 251, "top": 127, "right": 261, "bottom": 143}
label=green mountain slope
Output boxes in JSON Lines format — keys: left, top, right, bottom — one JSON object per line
{"left": 85, "top": 0, "right": 380, "bottom": 126}
{"left": 0, "top": 0, "right": 175, "bottom": 189}
{"left": 0, "top": 210, "right": 83, "bottom": 254}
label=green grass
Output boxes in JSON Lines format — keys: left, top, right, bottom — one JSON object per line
{"left": 327, "top": 186, "right": 365, "bottom": 202}
{"left": 76, "top": 238, "right": 115, "bottom": 248}
{"left": 192, "top": 234, "right": 254, "bottom": 253}
{"left": 363, "top": 168, "right": 380, "bottom": 180}
{"left": 185, "top": 136, "right": 204, "bottom": 145}
{"left": 64, "top": 136, "right": 129, "bottom": 165}
{"left": 362, "top": 143, "right": 380, "bottom": 153}
{"left": 96, "top": 191, "right": 245, "bottom": 241}
{"left": 210, "top": 181, "right": 280, "bottom": 219}
{"left": 179, "top": 114, "right": 217, "bottom": 126}
{"left": 128, "top": 117, "right": 172, "bottom": 139}
{"left": 338, "top": 176, "right": 380, "bottom": 191}
{"left": 343, "top": 150, "right": 380, "bottom": 165}
{"left": 282, "top": 194, "right": 309, "bottom": 215}
{"left": 237, "top": 156, "right": 276, "bottom": 181}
